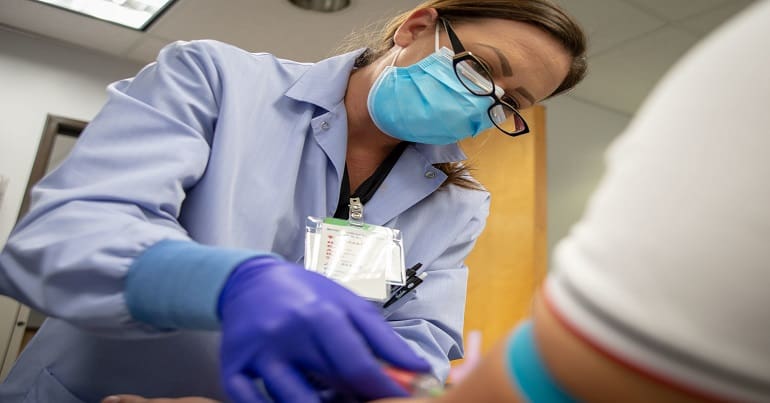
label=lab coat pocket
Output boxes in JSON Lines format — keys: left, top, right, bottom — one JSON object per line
{"left": 22, "top": 368, "right": 85, "bottom": 403}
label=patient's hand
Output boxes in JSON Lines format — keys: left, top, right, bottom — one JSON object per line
{"left": 102, "top": 395, "right": 219, "bottom": 403}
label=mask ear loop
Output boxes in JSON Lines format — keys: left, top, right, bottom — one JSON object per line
{"left": 389, "top": 45, "right": 402, "bottom": 67}
{"left": 464, "top": 128, "right": 494, "bottom": 161}
{"left": 390, "top": 18, "right": 441, "bottom": 67}
{"left": 434, "top": 19, "right": 440, "bottom": 52}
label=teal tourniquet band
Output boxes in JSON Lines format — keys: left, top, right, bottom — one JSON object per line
{"left": 126, "top": 239, "right": 273, "bottom": 330}
{"left": 507, "top": 320, "right": 578, "bottom": 403}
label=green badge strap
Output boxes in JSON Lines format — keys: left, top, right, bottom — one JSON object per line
{"left": 323, "top": 217, "right": 371, "bottom": 230}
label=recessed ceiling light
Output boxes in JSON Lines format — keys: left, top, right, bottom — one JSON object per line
{"left": 288, "top": 0, "right": 351, "bottom": 13}
{"left": 32, "top": 0, "right": 176, "bottom": 31}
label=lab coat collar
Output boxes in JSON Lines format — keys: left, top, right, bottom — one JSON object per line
{"left": 284, "top": 48, "right": 365, "bottom": 113}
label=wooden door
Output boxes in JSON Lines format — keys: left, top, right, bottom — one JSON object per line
{"left": 457, "top": 105, "right": 547, "bottom": 355}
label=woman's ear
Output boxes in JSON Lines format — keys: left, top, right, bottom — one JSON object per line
{"left": 393, "top": 8, "right": 439, "bottom": 48}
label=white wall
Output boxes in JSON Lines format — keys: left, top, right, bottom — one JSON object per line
{"left": 544, "top": 95, "right": 632, "bottom": 254}
{"left": 0, "top": 27, "right": 142, "bottom": 376}
{"left": 0, "top": 27, "right": 143, "bottom": 246}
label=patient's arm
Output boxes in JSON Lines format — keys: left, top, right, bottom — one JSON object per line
{"left": 377, "top": 291, "right": 710, "bottom": 403}
{"left": 532, "top": 293, "right": 708, "bottom": 403}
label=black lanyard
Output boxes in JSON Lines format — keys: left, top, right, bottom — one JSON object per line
{"left": 333, "top": 142, "right": 409, "bottom": 219}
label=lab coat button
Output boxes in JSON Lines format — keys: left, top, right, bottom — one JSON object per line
{"left": 424, "top": 170, "right": 436, "bottom": 178}
{"left": 320, "top": 121, "right": 330, "bottom": 130}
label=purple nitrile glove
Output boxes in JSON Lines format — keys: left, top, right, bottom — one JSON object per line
{"left": 218, "top": 255, "right": 431, "bottom": 403}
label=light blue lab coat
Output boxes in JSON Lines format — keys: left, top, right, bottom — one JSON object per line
{"left": 0, "top": 40, "right": 490, "bottom": 402}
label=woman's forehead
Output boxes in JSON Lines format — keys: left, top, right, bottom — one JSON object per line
{"left": 457, "top": 20, "right": 570, "bottom": 89}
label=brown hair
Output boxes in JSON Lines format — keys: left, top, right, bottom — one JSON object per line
{"left": 340, "top": 0, "right": 588, "bottom": 189}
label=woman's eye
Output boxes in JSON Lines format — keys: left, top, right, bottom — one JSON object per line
{"left": 502, "top": 95, "right": 520, "bottom": 109}
{"left": 469, "top": 64, "right": 487, "bottom": 78}
{"left": 474, "top": 57, "right": 493, "bottom": 74}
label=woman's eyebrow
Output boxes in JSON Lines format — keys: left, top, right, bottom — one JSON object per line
{"left": 474, "top": 43, "right": 513, "bottom": 76}
{"left": 470, "top": 42, "right": 535, "bottom": 105}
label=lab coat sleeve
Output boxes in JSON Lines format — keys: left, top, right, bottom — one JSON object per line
{"left": 388, "top": 192, "right": 491, "bottom": 381}
{"left": 0, "top": 40, "right": 253, "bottom": 337}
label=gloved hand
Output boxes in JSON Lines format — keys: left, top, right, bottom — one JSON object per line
{"left": 218, "top": 255, "right": 431, "bottom": 403}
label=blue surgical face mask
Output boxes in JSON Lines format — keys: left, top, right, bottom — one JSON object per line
{"left": 367, "top": 24, "right": 497, "bottom": 145}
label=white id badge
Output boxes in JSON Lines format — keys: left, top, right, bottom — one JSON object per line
{"left": 305, "top": 214, "right": 406, "bottom": 302}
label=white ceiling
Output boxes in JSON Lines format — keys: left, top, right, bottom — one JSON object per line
{"left": 0, "top": 0, "right": 756, "bottom": 115}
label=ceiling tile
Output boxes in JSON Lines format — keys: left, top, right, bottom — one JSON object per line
{"left": 553, "top": 0, "right": 665, "bottom": 56}
{"left": 569, "top": 26, "right": 700, "bottom": 114}
{"left": 622, "top": 0, "right": 729, "bottom": 21}
{"left": 676, "top": 0, "right": 756, "bottom": 36}
{"left": 0, "top": 0, "right": 142, "bottom": 57}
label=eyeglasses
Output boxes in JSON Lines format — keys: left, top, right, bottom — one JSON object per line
{"left": 441, "top": 18, "right": 530, "bottom": 137}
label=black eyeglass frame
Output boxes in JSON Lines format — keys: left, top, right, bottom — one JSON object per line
{"left": 440, "top": 18, "right": 531, "bottom": 137}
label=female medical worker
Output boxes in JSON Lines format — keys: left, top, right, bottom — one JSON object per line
{"left": 0, "top": 0, "right": 586, "bottom": 402}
